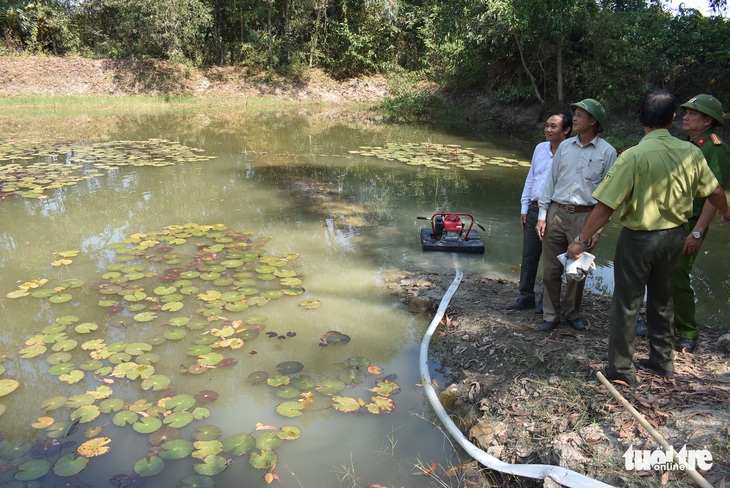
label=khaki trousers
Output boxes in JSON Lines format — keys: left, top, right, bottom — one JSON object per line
{"left": 541, "top": 202, "right": 591, "bottom": 323}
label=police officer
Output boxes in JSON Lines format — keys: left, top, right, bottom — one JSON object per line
{"left": 673, "top": 94, "right": 730, "bottom": 353}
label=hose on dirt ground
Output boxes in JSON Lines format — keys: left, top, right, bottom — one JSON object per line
{"left": 418, "top": 270, "right": 614, "bottom": 487}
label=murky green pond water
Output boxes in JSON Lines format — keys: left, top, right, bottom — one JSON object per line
{"left": 0, "top": 104, "right": 728, "bottom": 487}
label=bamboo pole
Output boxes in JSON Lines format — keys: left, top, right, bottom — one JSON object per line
{"left": 596, "top": 371, "right": 713, "bottom": 488}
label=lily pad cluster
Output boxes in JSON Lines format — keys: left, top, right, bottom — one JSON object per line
{"left": 0, "top": 137, "right": 214, "bottom": 199}
{"left": 349, "top": 142, "right": 529, "bottom": 171}
{"left": 0, "top": 223, "right": 317, "bottom": 484}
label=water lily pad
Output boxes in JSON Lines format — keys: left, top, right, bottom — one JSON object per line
{"left": 332, "top": 396, "right": 361, "bottom": 413}
{"left": 194, "top": 390, "right": 219, "bottom": 404}
{"left": 291, "top": 374, "right": 316, "bottom": 390}
{"left": 164, "top": 328, "right": 187, "bottom": 340}
{"left": 365, "top": 395, "right": 395, "bottom": 414}
{"left": 53, "top": 453, "right": 89, "bottom": 476}
{"left": 248, "top": 371, "right": 269, "bottom": 384}
{"left": 249, "top": 449, "right": 277, "bottom": 470}
{"left": 49, "top": 293, "right": 73, "bottom": 304}
{"left": 113, "top": 410, "right": 139, "bottom": 427}
{"left": 339, "top": 367, "right": 367, "bottom": 385}
{"left": 77, "top": 437, "right": 111, "bottom": 458}
{"left": 193, "top": 455, "right": 227, "bottom": 476}
{"left": 179, "top": 474, "right": 215, "bottom": 488}
{"left": 141, "top": 374, "right": 171, "bottom": 391}
{"left": 315, "top": 378, "right": 346, "bottom": 396}
{"left": 276, "top": 361, "right": 304, "bottom": 375}
{"left": 222, "top": 433, "right": 256, "bottom": 456}
{"left": 134, "top": 455, "right": 165, "bottom": 477}
{"left": 133, "top": 417, "right": 163, "bottom": 434}
{"left": 299, "top": 299, "right": 321, "bottom": 310}
{"left": 15, "top": 458, "right": 52, "bottom": 481}
{"left": 75, "top": 322, "right": 98, "bottom": 334}
{"left": 163, "top": 411, "right": 194, "bottom": 428}
{"left": 275, "top": 401, "right": 304, "bottom": 417}
{"left": 159, "top": 439, "right": 194, "bottom": 460}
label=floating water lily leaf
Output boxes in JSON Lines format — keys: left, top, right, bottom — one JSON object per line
{"left": 248, "top": 371, "right": 269, "bottom": 384}
{"left": 365, "top": 395, "right": 395, "bottom": 414}
{"left": 316, "top": 379, "right": 346, "bottom": 396}
{"left": 332, "top": 396, "right": 361, "bottom": 413}
{"left": 19, "top": 344, "right": 47, "bottom": 358}
{"left": 164, "top": 328, "right": 187, "bottom": 340}
{"left": 179, "top": 474, "right": 215, "bottom": 488}
{"left": 164, "top": 411, "right": 194, "bottom": 428}
{"left": 275, "top": 401, "right": 304, "bottom": 417}
{"left": 113, "top": 410, "right": 139, "bottom": 427}
{"left": 344, "top": 357, "right": 371, "bottom": 369}
{"left": 100, "top": 398, "right": 124, "bottom": 413}
{"left": 133, "top": 312, "right": 158, "bottom": 322}
{"left": 77, "top": 437, "right": 111, "bottom": 458}
{"left": 41, "top": 395, "right": 68, "bottom": 411}
{"left": 134, "top": 455, "right": 165, "bottom": 477}
{"left": 321, "top": 331, "right": 350, "bottom": 346}
{"left": 133, "top": 417, "right": 162, "bottom": 434}
{"left": 275, "top": 386, "right": 300, "bottom": 399}
{"left": 277, "top": 425, "right": 302, "bottom": 440}
{"left": 194, "top": 390, "right": 219, "bottom": 404}
{"left": 192, "top": 440, "right": 223, "bottom": 460}
{"left": 276, "top": 361, "right": 304, "bottom": 375}
{"left": 291, "top": 374, "right": 316, "bottom": 390}
{"left": 339, "top": 367, "right": 367, "bottom": 385}
{"left": 149, "top": 426, "right": 180, "bottom": 445}
{"left": 165, "top": 394, "right": 196, "bottom": 412}
{"left": 197, "top": 353, "right": 224, "bottom": 367}
{"left": 141, "top": 374, "right": 170, "bottom": 391}
{"left": 222, "top": 433, "right": 255, "bottom": 456}
{"left": 71, "top": 405, "right": 101, "bottom": 423}
{"left": 267, "top": 375, "right": 290, "bottom": 387}
{"left": 49, "top": 293, "right": 73, "bottom": 304}
{"left": 53, "top": 453, "right": 89, "bottom": 476}
{"left": 31, "top": 416, "right": 55, "bottom": 429}
{"left": 126, "top": 342, "right": 153, "bottom": 356}
{"left": 159, "top": 439, "right": 194, "bottom": 460}
{"left": 193, "top": 454, "right": 227, "bottom": 476}
{"left": 6, "top": 289, "right": 30, "bottom": 298}
{"left": 369, "top": 379, "right": 400, "bottom": 396}
{"left": 59, "top": 370, "right": 85, "bottom": 384}
{"left": 169, "top": 316, "right": 190, "bottom": 327}
{"left": 192, "top": 406, "right": 210, "bottom": 420}
{"left": 15, "top": 458, "right": 51, "bottom": 481}
{"left": 67, "top": 393, "right": 96, "bottom": 408}
{"left": 249, "top": 449, "right": 277, "bottom": 470}
{"left": 0, "top": 379, "right": 20, "bottom": 397}
{"left": 299, "top": 299, "right": 321, "bottom": 310}
{"left": 47, "top": 351, "right": 74, "bottom": 364}
{"left": 75, "top": 322, "right": 98, "bottom": 334}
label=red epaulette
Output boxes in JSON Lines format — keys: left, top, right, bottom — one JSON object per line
{"left": 697, "top": 137, "right": 706, "bottom": 147}
{"left": 711, "top": 133, "right": 723, "bottom": 145}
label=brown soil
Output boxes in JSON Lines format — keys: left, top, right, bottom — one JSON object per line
{"left": 384, "top": 271, "right": 730, "bottom": 487}
{"left": 3, "top": 55, "right": 729, "bottom": 487}
{"left": 0, "top": 56, "right": 390, "bottom": 103}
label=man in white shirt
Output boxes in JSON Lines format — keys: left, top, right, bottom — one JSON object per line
{"left": 507, "top": 111, "right": 573, "bottom": 312}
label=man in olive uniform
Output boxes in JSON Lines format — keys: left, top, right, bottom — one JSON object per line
{"left": 567, "top": 91, "right": 730, "bottom": 386}
{"left": 673, "top": 94, "right": 730, "bottom": 353}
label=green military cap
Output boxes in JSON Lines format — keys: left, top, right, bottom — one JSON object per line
{"left": 681, "top": 94, "right": 725, "bottom": 126}
{"left": 570, "top": 98, "right": 607, "bottom": 132}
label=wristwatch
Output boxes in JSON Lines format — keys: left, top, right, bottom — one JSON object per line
{"left": 692, "top": 230, "right": 702, "bottom": 239}
{"left": 574, "top": 235, "right": 588, "bottom": 249}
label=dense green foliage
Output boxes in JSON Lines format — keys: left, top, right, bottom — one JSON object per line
{"left": 1, "top": 0, "right": 729, "bottom": 114}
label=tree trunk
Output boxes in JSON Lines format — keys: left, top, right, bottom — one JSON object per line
{"left": 557, "top": 45, "right": 564, "bottom": 104}
{"left": 514, "top": 32, "right": 545, "bottom": 105}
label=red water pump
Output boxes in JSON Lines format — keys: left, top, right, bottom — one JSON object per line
{"left": 416, "top": 212, "right": 485, "bottom": 253}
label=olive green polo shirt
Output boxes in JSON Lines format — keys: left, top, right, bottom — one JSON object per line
{"left": 689, "top": 128, "right": 730, "bottom": 220}
{"left": 593, "top": 129, "right": 719, "bottom": 231}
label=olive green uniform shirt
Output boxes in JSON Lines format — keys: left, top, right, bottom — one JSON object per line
{"left": 689, "top": 128, "right": 730, "bottom": 220}
{"left": 593, "top": 129, "right": 718, "bottom": 231}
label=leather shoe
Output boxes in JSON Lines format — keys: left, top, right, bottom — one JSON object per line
{"left": 638, "top": 359, "right": 674, "bottom": 378}
{"left": 636, "top": 323, "right": 648, "bottom": 337}
{"left": 538, "top": 321, "right": 559, "bottom": 332}
{"left": 506, "top": 299, "right": 535, "bottom": 311}
{"left": 602, "top": 366, "right": 637, "bottom": 386}
{"left": 567, "top": 318, "right": 586, "bottom": 331}
{"left": 675, "top": 338, "right": 697, "bottom": 353}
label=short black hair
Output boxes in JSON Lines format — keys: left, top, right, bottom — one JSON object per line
{"left": 639, "top": 90, "right": 677, "bottom": 128}
{"left": 548, "top": 110, "right": 573, "bottom": 134}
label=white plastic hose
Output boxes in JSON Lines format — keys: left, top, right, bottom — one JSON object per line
{"left": 418, "top": 270, "right": 615, "bottom": 487}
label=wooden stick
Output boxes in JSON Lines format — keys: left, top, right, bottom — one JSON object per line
{"left": 596, "top": 371, "right": 713, "bottom": 488}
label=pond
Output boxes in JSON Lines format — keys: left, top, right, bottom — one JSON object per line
{"left": 0, "top": 102, "right": 728, "bottom": 487}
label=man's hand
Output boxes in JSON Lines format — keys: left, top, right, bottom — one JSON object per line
{"left": 520, "top": 214, "right": 527, "bottom": 229}
{"left": 682, "top": 234, "right": 702, "bottom": 255}
{"left": 567, "top": 242, "right": 584, "bottom": 260}
{"left": 586, "top": 232, "right": 601, "bottom": 251}
{"left": 536, "top": 220, "right": 546, "bottom": 240}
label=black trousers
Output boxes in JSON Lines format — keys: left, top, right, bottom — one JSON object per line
{"left": 518, "top": 202, "right": 542, "bottom": 303}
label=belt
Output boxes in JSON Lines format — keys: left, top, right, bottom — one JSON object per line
{"left": 557, "top": 203, "right": 594, "bottom": 213}
{"left": 531, "top": 201, "right": 538, "bottom": 208}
